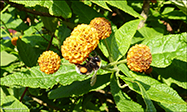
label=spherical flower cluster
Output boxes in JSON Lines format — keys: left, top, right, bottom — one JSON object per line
{"left": 90, "top": 17, "right": 112, "bottom": 39}
{"left": 127, "top": 44, "right": 152, "bottom": 72}
{"left": 38, "top": 51, "right": 61, "bottom": 74}
{"left": 11, "top": 36, "right": 22, "bottom": 46}
{"left": 61, "top": 24, "right": 99, "bottom": 64}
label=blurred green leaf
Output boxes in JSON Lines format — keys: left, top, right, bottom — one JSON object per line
{"left": 1, "top": 88, "right": 29, "bottom": 112}
{"left": 1, "top": 51, "right": 17, "bottom": 66}
{"left": 142, "top": 32, "right": 187, "bottom": 68}
{"left": 21, "top": 34, "right": 49, "bottom": 50}
{"left": 17, "top": 38, "right": 39, "bottom": 67}
{"left": 161, "top": 7, "right": 175, "bottom": 15}
{"left": 1, "top": 13, "right": 12, "bottom": 23}
{"left": 41, "top": 17, "right": 58, "bottom": 32}
{"left": 48, "top": 1, "right": 72, "bottom": 18}
{"left": 3, "top": 19, "right": 22, "bottom": 29}
{"left": 24, "top": 22, "right": 43, "bottom": 35}
{"left": 119, "top": 72, "right": 187, "bottom": 112}
{"left": 111, "top": 19, "right": 141, "bottom": 61}
{"left": 9, "top": 1, "right": 72, "bottom": 18}
{"left": 55, "top": 24, "right": 71, "bottom": 44}
{"left": 71, "top": 2, "right": 102, "bottom": 24}
{"left": 163, "top": 10, "right": 186, "bottom": 20}
{"left": 154, "top": 59, "right": 187, "bottom": 89}
{"left": 170, "top": 0, "right": 187, "bottom": 15}
{"left": 48, "top": 73, "right": 110, "bottom": 99}
{"left": 110, "top": 73, "right": 144, "bottom": 112}
{"left": 106, "top": 1, "right": 142, "bottom": 18}
{"left": 90, "top": 1, "right": 112, "bottom": 12}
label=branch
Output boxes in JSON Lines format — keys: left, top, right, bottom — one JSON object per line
{"left": 19, "top": 87, "right": 28, "bottom": 102}
{"left": 46, "top": 33, "right": 54, "bottom": 51}
{"left": 138, "top": 0, "right": 150, "bottom": 29}
{"left": 5, "top": 0, "right": 65, "bottom": 21}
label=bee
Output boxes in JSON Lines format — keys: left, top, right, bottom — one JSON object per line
{"left": 75, "top": 56, "right": 101, "bottom": 86}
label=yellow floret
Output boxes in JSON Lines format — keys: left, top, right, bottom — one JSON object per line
{"left": 38, "top": 51, "right": 61, "bottom": 74}
{"left": 90, "top": 17, "right": 112, "bottom": 39}
{"left": 61, "top": 24, "right": 99, "bottom": 64}
{"left": 127, "top": 44, "right": 152, "bottom": 72}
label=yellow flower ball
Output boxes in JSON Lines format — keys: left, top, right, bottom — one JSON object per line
{"left": 38, "top": 51, "right": 61, "bottom": 74}
{"left": 61, "top": 24, "right": 99, "bottom": 64}
{"left": 90, "top": 17, "right": 112, "bottom": 39}
{"left": 127, "top": 44, "right": 152, "bottom": 72}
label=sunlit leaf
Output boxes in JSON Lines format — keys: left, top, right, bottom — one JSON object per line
{"left": 119, "top": 72, "right": 187, "bottom": 112}
{"left": 111, "top": 19, "right": 141, "bottom": 61}
{"left": 110, "top": 73, "right": 144, "bottom": 112}
{"left": 106, "top": 1, "right": 142, "bottom": 18}
{"left": 142, "top": 32, "right": 187, "bottom": 68}
{"left": 154, "top": 59, "right": 187, "bottom": 89}
{"left": 48, "top": 73, "right": 110, "bottom": 99}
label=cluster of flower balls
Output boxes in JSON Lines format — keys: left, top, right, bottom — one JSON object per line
{"left": 12, "top": 17, "right": 152, "bottom": 74}
{"left": 38, "top": 17, "right": 112, "bottom": 74}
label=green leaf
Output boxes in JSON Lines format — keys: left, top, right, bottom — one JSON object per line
{"left": 106, "top": 1, "right": 142, "bottom": 18}
{"left": 1, "top": 51, "right": 17, "bottom": 66}
{"left": 134, "top": 81, "right": 156, "bottom": 112}
{"left": 21, "top": 34, "right": 50, "bottom": 50}
{"left": 24, "top": 22, "right": 43, "bottom": 35}
{"left": 90, "top": 1, "right": 112, "bottom": 12}
{"left": 4, "top": 19, "right": 22, "bottom": 29}
{"left": 98, "top": 25, "right": 117, "bottom": 59}
{"left": 142, "top": 32, "right": 187, "bottom": 68}
{"left": 1, "top": 88, "right": 29, "bottom": 112}
{"left": 1, "top": 13, "right": 12, "bottom": 23}
{"left": 161, "top": 7, "right": 175, "bottom": 15}
{"left": 48, "top": 73, "right": 110, "bottom": 99}
{"left": 55, "top": 24, "right": 71, "bottom": 44}
{"left": 71, "top": 2, "right": 102, "bottom": 24}
{"left": 154, "top": 59, "right": 187, "bottom": 89}
{"left": 41, "top": 17, "right": 58, "bottom": 32}
{"left": 17, "top": 38, "right": 40, "bottom": 67}
{"left": 119, "top": 72, "right": 187, "bottom": 111}
{"left": 138, "top": 26, "right": 163, "bottom": 38}
{"left": 170, "top": 0, "right": 187, "bottom": 15}
{"left": 110, "top": 73, "right": 144, "bottom": 112}
{"left": 111, "top": 19, "right": 141, "bottom": 61}
{"left": 163, "top": 10, "right": 186, "bottom": 20}
{"left": 0, "top": 59, "right": 106, "bottom": 89}
{"left": 118, "top": 64, "right": 132, "bottom": 77}
{"left": 9, "top": 1, "right": 72, "bottom": 18}
{"left": 48, "top": 1, "right": 72, "bottom": 18}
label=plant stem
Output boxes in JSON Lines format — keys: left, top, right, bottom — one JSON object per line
{"left": 0, "top": 4, "right": 10, "bottom": 14}
{"left": 116, "top": 73, "right": 129, "bottom": 89}
{"left": 1, "top": 27, "right": 12, "bottom": 39}
{"left": 138, "top": 0, "right": 150, "bottom": 29}
{"left": 0, "top": 20, "right": 12, "bottom": 38}
{"left": 19, "top": 87, "right": 28, "bottom": 102}
{"left": 46, "top": 33, "right": 54, "bottom": 51}
{"left": 102, "top": 59, "right": 127, "bottom": 69}
{"left": 35, "top": 28, "right": 61, "bottom": 53}
{"left": 5, "top": 0, "right": 65, "bottom": 21}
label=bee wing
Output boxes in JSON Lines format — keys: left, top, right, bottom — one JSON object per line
{"left": 90, "top": 70, "right": 97, "bottom": 86}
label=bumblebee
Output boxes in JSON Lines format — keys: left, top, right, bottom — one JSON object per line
{"left": 76, "top": 56, "right": 101, "bottom": 86}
